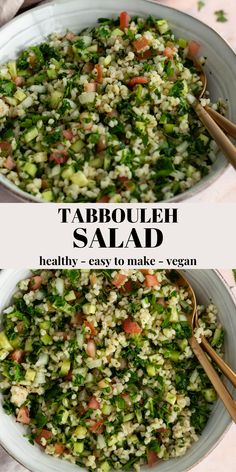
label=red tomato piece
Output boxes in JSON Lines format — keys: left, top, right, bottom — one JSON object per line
{"left": 112, "top": 273, "right": 127, "bottom": 288}
{"left": 128, "top": 76, "right": 149, "bottom": 87}
{"left": 35, "top": 429, "right": 52, "bottom": 446}
{"left": 63, "top": 129, "right": 74, "bottom": 141}
{"left": 54, "top": 443, "right": 65, "bottom": 455}
{"left": 120, "top": 11, "right": 130, "bottom": 29}
{"left": 95, "top": 64, "right": 103, "bottom": 83}
{"left": 133, "top": 36, "right": 150, "bottom": 52}
{"left": 188, "top": 40, "right": 201, "bottom": 57}
{"left": 88, "top": 397, "right": 100, "bottom": 410}
{"left": 88, "top": 419, "right": 104, "bottom": 434}
{"left": 86, "top": 339, "right": 96, "bottom": 358}
{"left": 64, "top": 370, "right": 73, "bottom": 381}
{"left": 0, "top": 141, "right": 12, "bottom": 157}
{"left": 50, "top": 149, "right": 68, "bottom": 165}
{"left": 163, "top": 47, "right": 175, "bottom": 59}
{"left": 98, "top": 195, "right": 110, "bottom": 203}
{"left": 147, "top": 450, "right": 158, "bottom": 468}
{"left": 70, "top": 312, "right": 84, "bottom": 326}
{"left": 14, "top": 76, "right": 24, "bottom": 86}
{"left": 4, "top": 155, "right": 16, "bottom": 170}
{"left": 84, "top": 320, "right": 97, "bottom": 337}
{"left": 84, "top": 82, "right": 97, "bottom": 92}
{"left": 122, "top": 319, "right": 142, "bottom": 334}
{"left": 11, "top": 350, "right": 24, "bottom": 363}
{"left": 29, "top": 275, "right": 42, "bottom": 291}
{"left": 144, "top": 274, "right": 158, "bottom": 287}
{"left": 136, "top": 50, "right": 153, "bottom": 61}
{"left": 17, "top": 406, "right": 30, "bottom": 425}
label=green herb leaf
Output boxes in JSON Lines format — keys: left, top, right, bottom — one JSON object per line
{"left": 214, "top": 10, "right": 228, "bottom": 22}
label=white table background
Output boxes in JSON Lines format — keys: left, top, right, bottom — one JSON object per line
{"left": 0, "top": 0, "right": 236, "bottom": 471}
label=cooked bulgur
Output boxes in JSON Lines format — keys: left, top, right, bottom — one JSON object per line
{"left": 0, "top": 269, "right": 224, "bottom": 471}
{"left": 0, "top": 13, "right": 219, "bottom": 202}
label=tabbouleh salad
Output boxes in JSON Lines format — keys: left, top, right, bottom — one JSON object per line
{"left": 0, "top": 269, "right": 224, "bottom": 471}
{"left": 0, "top": 12, "right": 220, "bottom": 202}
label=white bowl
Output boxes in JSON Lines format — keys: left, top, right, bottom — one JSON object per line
{"left": 0, "top": 0, "right": 235, "bottom": 202}
{"left": 0, "top": 269, "right": 235, "bottom": 472}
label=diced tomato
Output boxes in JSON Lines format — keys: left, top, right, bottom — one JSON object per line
{"left": 83, "top": 63, "right": 94, "bottom": 73}
{"left": 17, "top": 406, "right": 30, "bottom": 425}
{"left": 70, "top": 312, "right": 84, "bottom": 326}
{"left": 95, "top": 64, "right": 103, "bottom": 83}
{"left": 112, "top": 273, "right": 127, "bottom": 288}
{"left": 54, "top": 443, "right": 65, "bottom": 455}
{"left": 11, "top": 350, "right": 24, "bottom": 363}
{"left": 29, "top": 275, "right": 42, "bottom": 291}
{"left": 188, "top": 40, "right": 201, "bottom": 57}
{"left": 98, "top": 195, "right": 110, "bottom": 203}
{"left": 0, "top": 141, "right": 12, "bottom": 157}
{"left": 4, "top": 155, "right": 15, "bottom": 170}
{"left": 55, "top": 331, "right": 69, "bottom": 340}
{"left": 88, "top": 397, "right": 100, "bottom": 410}
{"left": 144, "top": 274, "right": 158, "bottom": 287}
{"left": 121, "top": 392, "right": 131, "bottom": 406}
{"left": 156, "top": 427, "right": 167, "bottom": 433}
{"left": 50, "top": 149, "right": 68, "bottom": 165}
{"left": 163, "top": 47, "right": 175, "bottom": 59}
{"left": 63, "top": 129, "right": 74, "bottom": 141}
{"left": 14, "top": 76, "right": 24, "bottom": 86}
{"left": 140, "top": 269, "right": 150, "bottom": 274}
{"left": 157, "top": 298, "right": 166, "bottom": 307}
{"left": 120, "top": 11, "right": 130, "bottom": 30}
{"left": 85, "top": 82, "right": 97, "bottom": 92}
{"left": 64, "top": 370, "right": 73, "bottom": 381}
{"left": 84, "top": 320, "right": 97, "bottom": 337}
{"left": 35, "top": 429, "right": 52, "bottom": 446}
{"left": 96, "top": 135, "right": 107, "bottom": 152}
{"left": 88, "top": 419, "right": 104, "bottom": 434}
{"left": 65, "top": 32, "right": 77, "bottom": 41}
{"left": 122, "top": 280, "right": 133, "bottom": 292}
{"left": 122, "top": 319, "right": 142, "bottom": 334}
{"left": 133, "top": 36, "right": 150, "bottom": 52}
{"left": 147, "top": 450, "right": 158, "bottom": 468}
{"left": 86, "top": 339, "right": 96, "bottom": 358}
{"left": 136, "top": 50, "right": 153, "bottom": 61}
{"left": 128, "top": 76, "right": 149, "bottom": 87}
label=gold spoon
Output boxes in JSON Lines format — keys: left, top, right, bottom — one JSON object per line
{"left": 187, "top": 59, "right": 236, "bottom": 170}
{"left": 194, "top": 59, "right": 236, "bottom": 140}
{"left": 171, "top": 270, "right": 236, "bottom": 422}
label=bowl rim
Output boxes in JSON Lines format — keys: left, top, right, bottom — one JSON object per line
{"left": 0, "top": 0, "right": 234, "bottom": 203}
{"left": 0, "top": 268, "right": 234, "bottom": 472}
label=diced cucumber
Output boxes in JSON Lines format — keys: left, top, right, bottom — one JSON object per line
{"left": 0, "top": 332, "right": 13, "bottom": 351}
{"left": 47, "top": 69, "right": 57, "bottom": 80}
{"left": 24, "top": 127, "right": 38, "bottom": 143}
{"left": 90, "top": 156, "right": 104, "bottom": 168}
{"left": 50, "top": 90, "right": 63, "bottom": 108}
{"left": 135, "top": 409, "right": 142, "bottom": 423}
{"left": 70, "top": 171, "right": 88, "bottom": 187}
{"left": 5, "top": 97, "right": 17, "bottom": 106}
{"left": 7, "top": 61, "right": 17, "bottom": 78}
{"left": 39, "top": 321, "right": 50, "bottom": 330}
{"left": 73, "top": 442, "right": 84, "bottom": 455}
{"left": 62, "top": 166, "right": 75, "bottom": 180}
{"left": 65, "top": 290, "right": 76, "bottom": 301}
{"left": 123, "top": 413, "right": 134, "bottom": 422}
{"left": 23, "top": 162, "right": 37, "bottom": 177}
{"left": 100, "top": 461, "right": 110, "bottom": 472}
{"left": 177, "top": 339, "right": 188, "bottom": 351}
{"left": 102, "top": 404, "right": 112, "bottom": 415}
{"left": 82, "top": 303, "right": 96, "bottom": 315}
{"left": 42, "top": 190, "right": 53, "bottom": 202}
{"left": 166, "top": 391, "right": 176, "bottom": 405}
{"left": 25, "top": 368, "right": 36, "bottom": 382}
{"left": 199, "top": 133, "right": 210, "bottom": 145}
{"left": 10, "top": 336, "right": 21, "bottom": 349}
{"left": 70, "top": 140, "right": 84, "bottom": 152}
{"left": 163, "top": 349, "right": 180, "bottom": 362}
{"left": 25, "top": 338, "right": 33, "bottom": 352}
{"left": 160, "top": 113, "right": 168, "bottom": 124}
{"left": 156, "top": 19, "right": 169, "bottom": 34}
{"left": 111, "top": 28, "right": 124, "bottom": 37}
{"left": 60, "top": 359, "right": 71, "bottom": 376}
{"left": 212, "top": 327, "right": 222, "bottom": 347}
{"left": 203, "top": 388, "right": 217, "bottom": 403}
{"left": 104, "top": 155, "right": 110, "bottom": 170}
{"left": 135, "top": 121, "right": 145, "bottom": 133}
{"left": 169, "top": 306, "right": 179, "bottom": 322}
{"left": 164, "top": 123, "right": 175, "bottom": 134}
{"left": 103, "top": 55, "right": 112, "bottom": 66}
{"left": 74, "top": 426, "right": 87, "bottom": 439}
{"left": 177, "top": 38, "right": 188, "bottom": 48}
{"left": 14, "top": 90, "right": 26, "bottom": 102}
{"left": 33, "top": 152, "right": 47, "bottom": 163}
{"left": 41, "top": 334, "right": 52, "bottom": 345}
{"left": 146, "top": 364, "right": 156, "bottom": 377}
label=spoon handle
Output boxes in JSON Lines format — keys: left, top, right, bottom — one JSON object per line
{"left": 205, "top": 106, "right": 236, "bottom": 140}
{"left": 189, "top": 336, "right": 236, "bottom": 423}
{"left": 188, "top": 94, "right": 236, "bottom": 170}
{"left": 200, "top": 335, "right": 236, "bottom": 388}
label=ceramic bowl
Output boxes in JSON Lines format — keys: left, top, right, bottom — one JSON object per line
{"left": 0, "top": 269, "right": 235, "bottom": 471}
{"left": 0, "top": 0, "right": 236, "bottom": 202}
